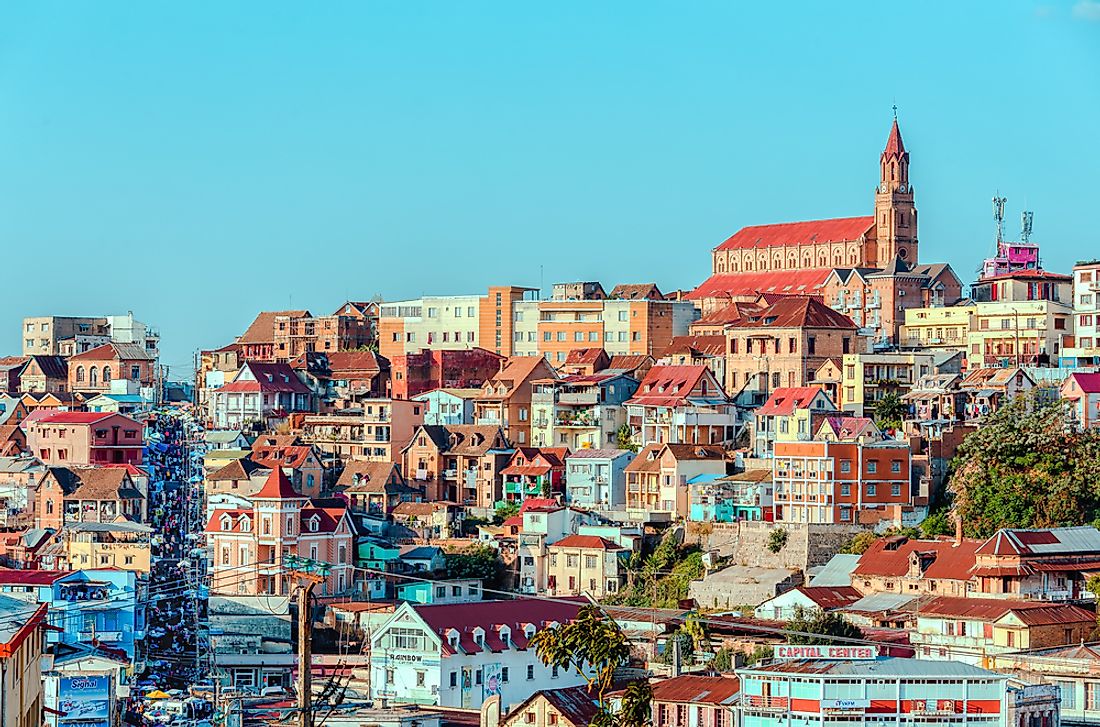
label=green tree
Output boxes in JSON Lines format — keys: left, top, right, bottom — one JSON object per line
{"left": 443, "top": 545, "right": 505, "bottom": 588}
{"left": 711, "top": 646, "right": 735, "bottom": 672}
{"left": 658, "top": 631, "right": 694, "bottom": 665}
{"left": 786, "top": 606, "right": 864, "bottom": 645}
{"left": 493, "top": 501, "right": 520, "bottom": 524}
{"left": 766, "top": 528, "right": 788, "bottom": 553}
{"left": 529, "top": 606, "right": 646, "bottom": 723}
{"left": 839, "top": 530, "right": 877, "bottom": 555}
{"left": 616, "top": 424, "right": 640, "bottom": 453}
{"left": 592, "top": 680, "right": 653, "bottom": 727}
{"left": 950, "top": 397, "right": 1100, "bottom": 537}
{"left": 873, "top": 392, "right": 907, "bottom": 430}
{"left": 919, "top": 509, "right": 955, "bottom": 537}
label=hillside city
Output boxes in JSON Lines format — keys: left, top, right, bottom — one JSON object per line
{"left": 4, "top": 118, "right": 1099, "bottom": 727}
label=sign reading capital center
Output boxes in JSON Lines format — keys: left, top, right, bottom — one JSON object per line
{"left": 773, "top": 645, "right": 876, "bottom": 660}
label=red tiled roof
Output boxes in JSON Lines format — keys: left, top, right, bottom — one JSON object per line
{"left": 628, "top": 365, "right": 712, "bottom": 408}
{"left": 794, "top": 586, "right": 862, "bottom": 610}
{"left": 917, "top": 596, "right": 1094, "bottom": 626}
{"left": 413, "top": 598, "right": 587, "bottom": 654}
{"left": 727, "top": 296, "right": 856, "bottom": 330}
{"left": 0, "top": 569, "right": 68, "bottom": 585}
{"left": 686, "top": 269, "right": 832, "bottom": 301}
{"left": 250, "top": 444, "right": 315, "bottom": 470}
{"left": 326, "top": 351, "right": 383, "bottom": 375}
{"left": 660, "top": 335, "right": 727, "bottom": 358}
{"left": 756, "top": 387, "right": 829, "bottom": 416}
{"left": 239, "top": 363, "right": 312, "bottom": 394}
{"left": 693, "top": 302, "right": 764, "bottom": 327}
{"left": 852, "top": 537, "right": 981, "bottom": 581}
{"left": 650, "top": 675, "right": 740, "bottom": 705}
{"left": 520, "top": 498, "right": 562, "bottom": 513}
{"left": 817, "top": 416, "right": 878, "bottom": 440}
{"left": 252, "top": 467, "right": 304, "bottom": 500}
{"left": 715, "top": 216, "right": 874, "bottom": 253}
{"left": 551, "top": 535, "right": 622, "bottom": 550}
{"left": 564, "top": 348, "right": 606, "bottom": 365}
{"left": 239, "top": 310, "right": 309, "bottom": 344}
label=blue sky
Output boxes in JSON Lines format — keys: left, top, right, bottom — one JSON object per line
{"left": 0, "top": 1, "right": 1097, "bottom": 376}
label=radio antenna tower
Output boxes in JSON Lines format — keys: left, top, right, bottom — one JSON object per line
{"left": 1021, "top": 210, "right": 1034, "bottom": 243}
{"left": 992, "top": 195, "right": 1007, "bottom": 247}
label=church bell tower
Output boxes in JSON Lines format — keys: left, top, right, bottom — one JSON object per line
{"left": 874, "top": 114, "right": 918, "bottom": 266}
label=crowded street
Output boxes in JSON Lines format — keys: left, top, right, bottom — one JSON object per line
{"left": 124, "top": 409, "right": 212, "bottom": 726}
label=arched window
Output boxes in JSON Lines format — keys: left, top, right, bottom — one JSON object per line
{"left": 46, "top": 501, "right": 54, "bottom": 515}
{"left": 76, "top": 367, "right": 85, "bottom": 383}
{"left": 102, "top": 367, "right": 111, "bottom": 383}
{"left": 90, "top": 368, "right": 98, "bottom": 386}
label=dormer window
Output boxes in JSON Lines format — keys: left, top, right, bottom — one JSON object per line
{"left": 220, "top": 515, "right": 232, "bottom": 531}
{"left": 308, "top": 515, "right": 320, "bottom": 532}
{"left": 473, "top": 628, "right": 485, "bottom": 647}
{"left": 238, "top": 515, "right": 252, "bottom": 532}
{"left": 524, "top": 624, "right": 536, "bottom": 639}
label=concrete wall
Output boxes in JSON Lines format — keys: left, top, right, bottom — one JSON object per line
{"left": 684, "top": 520, "right": 867, "bottom": 572}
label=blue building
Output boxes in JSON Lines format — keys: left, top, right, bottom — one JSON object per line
{"left": 0, "top": 568, "right": 143, "bottom": 660}
{"left": 688, "top": 470, "right": 774, "bottom": 523}
{"left": 564, "top": 448, "right": 636, "bottom": 509}
{"left": 412, "top": 388, "right": 481, "bottom": 426}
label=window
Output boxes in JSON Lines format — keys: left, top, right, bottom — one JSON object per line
{"left": 867, "top": 460, "right": 877, "bottom": 473}
{"left": 891, "top": 483, "right": 902, "bottom": 497}
{"left": 501, "top": 667, "right": 509, "bottom": 683}
{"left": 867, "top": 484, "right": 877, "bottom": 496}
{"left": 526, "top": 665, "right": 535, "bottom": 680}
{"left": 840, "top": 460, "right": 851, "bottom": 474}
{"left": 416, "top": 670, "right": 426, "bottom": 687}
{"left": 385, "top": 669, "right": 394, "bottom": 685}
{"left": 840, "top": 483, "right": 851, "bottom": 496}
{"left": 551, "top": 665, "right": 559, "bottom": 679}
{"left": 76, "top": 366, "right": 85, "bottom": 383}
{"left": 450, "top": 671, "right": 458, "bottom": 688}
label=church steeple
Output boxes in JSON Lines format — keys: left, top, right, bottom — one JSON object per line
{"left": 874, "top": 114, "right": 917, "bottom": 266}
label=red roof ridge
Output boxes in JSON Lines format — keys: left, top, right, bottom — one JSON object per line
{"left": 252, "top": 467, "right": 305, "bottom": 500}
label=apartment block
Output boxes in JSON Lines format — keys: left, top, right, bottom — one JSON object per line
{"left": 1061, "top": 260, "right": 1100, "bottom": 367}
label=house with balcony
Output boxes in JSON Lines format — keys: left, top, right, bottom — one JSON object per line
{"left": 970, "top": 526, "right": 1100, "bottom": 601}
{"left": 623, "top": 443, "right": 727, "bottom": 518}
{"left": 625, "top": 365, "right": 739, "bottom": 448}
{"left": 1062, "top": 260, "right": 1100, "bottom": 367}
{"left": 545, "top": 534, "right": 628, "bottom": 599}
{"left": 413, "top": 388, "right": 482, "bottom": 426}
{"left": 751, "top": 386, "right": 837, "bottom": 458}
{"left": 515, "top": 500, "right": 602, "bottom": 594}
{"left": 838, "top": 351, "right": 942, "bottom": 418}
{"left": 473, "top": 356, "right": 557, "bottom": 446}
{"left": 0, "top": 568, "right": 143, "bottom": 660}
{"left": 912, "top": 596, "right": 1094, "bottom": 665}
{"left": 36, "top": 465, "right": 146, "bottom": 530}
{"left": 299, "top": 399, "right": 424, "bottom": 462}
{"left": 530, "top": 372, "right": 638, "bottom": 450}
{"left": 211, "top": 361, "right": 314, "bottom": 430}
{"left": 563, "top": 448, "right": 635, "bottom": 509}
{"left": 402, "top": 424, "right": 513, "bottom": 507}
{"left": 902, "top": 373, "right": 966, "bottom": 427}
{"left": 337, "top": 460, "right": 421, "bottom": 516}
{"left": 958, "top": 367, "right": 1035, "bottom": 420}
{"left": 688, "top": 469, "right": 774, "bottom": 523}
{"left": 60, "top": 521, "right": 154, "bottom": 573}
{"left": 501, "top": 447, "right": 569, "bottom": 503}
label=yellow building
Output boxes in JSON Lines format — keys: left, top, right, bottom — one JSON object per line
{"left": 966, "top": 300, "right": 1073, "bottom": 369}
{"left": 752, "top": 387, "right": 837, "bottom": 457}
{"left": 62, "top": 522, "right": 153, "bottom": 573}
{"left": 901, "top": 302, "right": 974, "bottom": 351}
{"left": 546, "top": 534, "right": 628, "bottom": 599}
{"left": 840, "top": 352, "right": 940, "bottom": 417}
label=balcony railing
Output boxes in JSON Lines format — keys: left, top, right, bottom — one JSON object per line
{"left": 740, "top": 695, "right": 789, "bottom": 711}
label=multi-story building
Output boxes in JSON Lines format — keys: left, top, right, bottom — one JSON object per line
{"left": 516, "top": 502, "right": 600, "bottom": 594}
{"left": 299, "top": 399, "right": 424, "bottom": 462}
{"left": 509, "top": 294, "right": 697, "bottom": 363}
{"left": 210, "top": 362, "right": 315, "bottom": 430}
{"left": 959, "top": 367, "right": 1035, "bottom": 419}
{"left": 772, "top": 437, "right": 912, "bottom": 524}
{"left": 205, "top": 468, "right": 355, "bottom": 596}
{"left": 413, "top": 388, "right": 482, "bottom": 426}
{"left": 17, "top": 356, "right": 68, "bottom": 394}
{"left": 21, "top": 314, "right": 159, "bottom": 358}
{"left": 0, "top": 597, "right": 48, "bottom": 727}
{"left": 967, "top": 299, "right": 1074, "bottom": 369}
{"left": 1061, "top": 259, "right": 1100, "bottom": 367}
{"left": 545, "top": 534, "right": 627, "bottom": 599}
{"left": 688, "top": 470, "right": 774, "bottom": 522}
{"left": 737, "top": 655, "right": 1052, "bottom": 727}
{"left": 473, "top": 357, "right": 558, "bottom": 446}
{"left": 368, "top": 598, "right": 587, "bottom": 710}
{"left": 68, "top": 343, "right": 156, "bottom": 394}
{"left": 378, "top": 287, "right": 540, "bottom": 360}
{"left": 823, "top": 261, "right": 963, "bottom": 347}
{"left": 501, "top": 447, "right": 569, "bottom": 504}
{"left": 36, "top": 465, "right": 146, "bottom": 529}
{"left": 901, "top": 301, "right": 976, "bottom": 352}
{"left": 563, "top": 448, "right": 635, "bottom": 509}
{"left": 248, "top": 438, "right": 327, "bottom": 497}
{"left": 625, "top": 365, "right": 738, "bottom": 447}
{"left": 403, "top": 424, "right": 513, "bottom": 506}
{"left": 839, "top": 351, "right": 940, "bottom": 417}
{"left": 623, "top": 443, "right": 727, "bottom": 517}
{"left": 912, "top": 596, "right": 1094, "bottom": 665}
{"left": 390, "top": 348, "right": 503, "bottom": 400}
{"left": 60, "top": 521, "right": 154, "bottom": 573}
{"left": 530, "top": 372, "right": 638, "bottom": 450}
{"left": 752, "top": 386, "right": 837, "bottom": 457}
{"left": 235, "top": 307, "right": 375, "bottom": 363}
{"left": 723, "top": 297, "right": 859, "bottom": 406}
{"left": 970, "top": 526, "right": 1100, "bottom": 601}
{"left": 25, "top": 412, "right": 144, "bottom": 466}
{"left": 850, "top": 535, "right": 980, "bottom": 597}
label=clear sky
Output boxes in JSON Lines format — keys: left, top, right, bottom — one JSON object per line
{"left": 1, "top": 1, "right": 1097, "bottom": 376}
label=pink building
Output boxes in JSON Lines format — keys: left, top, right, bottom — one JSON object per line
{"left": 24, "top": 411, "right": 144, "bottom": 466}
{"left": 204, "top": 469, "right": 355, "bottom": 596}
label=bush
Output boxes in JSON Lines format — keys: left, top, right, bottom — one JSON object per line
{"left": 766, "top": 528, "right": 788, "bottom": 553}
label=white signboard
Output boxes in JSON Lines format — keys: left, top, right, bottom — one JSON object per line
{"left": 773, "top": 644, "right": 876, "bottom": 660}
{"left": 822, "top": 699, "right": 871, "bottom": 710}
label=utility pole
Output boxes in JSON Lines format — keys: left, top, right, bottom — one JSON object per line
{"left": 285, "top": 557, "right": 328, "bottom": 727}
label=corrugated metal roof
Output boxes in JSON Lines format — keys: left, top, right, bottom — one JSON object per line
{"left": 744, "top": 657, "right": 1000, "bottom": 678}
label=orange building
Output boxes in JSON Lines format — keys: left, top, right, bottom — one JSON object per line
{"left": 473, "top": 356, "right": 557, "bottom": 445}
{"left": 772, "top": 438, "right": 912, "bottom": 524}
{"left": 68, "top": 343, "right": 155, "bottom": 394}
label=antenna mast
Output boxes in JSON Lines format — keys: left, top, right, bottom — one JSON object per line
{"left": 1021, "top": 210, "right": 1034, "bottom": 244}
{"left": 992, "top": 195, "right": 1007, "bottom": 249}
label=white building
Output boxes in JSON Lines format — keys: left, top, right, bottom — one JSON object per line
{"left": 369, "top": 598, "right": 589, "bottom": 710}
{"left": 1063, "top": 260, "right": 1100, "bottom": 367}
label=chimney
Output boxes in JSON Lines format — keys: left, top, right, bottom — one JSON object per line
{"left": 954, "top": 510, "right": 963, "bottom": 545}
